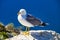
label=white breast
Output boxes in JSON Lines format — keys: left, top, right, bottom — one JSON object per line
{"left": 18, "top": 15, "right": 34, "bottom": 27}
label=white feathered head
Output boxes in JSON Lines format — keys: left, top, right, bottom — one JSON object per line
{"left": 18, "top": 9, "right": 27, "bottom": 15}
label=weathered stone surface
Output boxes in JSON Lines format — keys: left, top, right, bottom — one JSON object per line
{"left": 6, "top": 30, "right": 60, "bottom": 40}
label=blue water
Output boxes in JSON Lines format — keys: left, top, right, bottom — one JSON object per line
{"left": 0, "top": 0, "right": 60, "bottom": 33}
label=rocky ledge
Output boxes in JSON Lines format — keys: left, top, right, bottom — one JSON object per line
{"left": 6, "top": 30, "right": 60, "bottom": 40}
{"left": 0, "top": 22, "right": 60, "bottom": 40}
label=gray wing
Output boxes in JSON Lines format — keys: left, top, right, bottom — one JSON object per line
{"left": 26, "top": 14, "right": 42, "bottom": 26}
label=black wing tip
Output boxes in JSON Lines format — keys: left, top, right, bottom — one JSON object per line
{"left": 41, "top": 23, "right": 49, "bottom": 26}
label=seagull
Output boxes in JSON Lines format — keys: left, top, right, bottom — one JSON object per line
{"left": 17, "top": 9, "right": 48, "bottom": 31}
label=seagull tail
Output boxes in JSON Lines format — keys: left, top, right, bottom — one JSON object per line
{"left": 42, "top": 22, "right": 48, "bottom": 26}
{"left": 39, "top": 22, "right": 49, "bottom": 27}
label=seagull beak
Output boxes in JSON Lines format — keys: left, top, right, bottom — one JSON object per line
{"left": 17, "top": 12, "right": 21, "bottom": 15}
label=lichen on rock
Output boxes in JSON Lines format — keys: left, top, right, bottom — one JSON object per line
{"left": 0, "top": 22, "right": 20, "bottom": 40}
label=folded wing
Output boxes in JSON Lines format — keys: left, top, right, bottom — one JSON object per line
{"left": 26, "top": 14, "right": 43, "bottom": 26}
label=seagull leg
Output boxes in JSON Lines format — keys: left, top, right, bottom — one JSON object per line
{"left": 21, "top": 27, "right": 30, "bottom": 36}
{"left": 26, "top": 27, "right": 28, "bottom": 31}
{"left": 27, "top": 27, "right": 30, "bottom": 31}
{"left": 26, "top": 27, "right": 30, "bottom": 31}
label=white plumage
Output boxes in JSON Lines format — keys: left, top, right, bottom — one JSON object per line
{"left": 18, "top": 9, "right": 34, "bottom": 27}
{"left": 18, "top": 14, "right": 34, "bottom": 27}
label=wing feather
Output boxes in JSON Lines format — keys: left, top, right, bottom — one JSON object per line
{"left": 26, "top": 14, "right": 42, "bottom": 26}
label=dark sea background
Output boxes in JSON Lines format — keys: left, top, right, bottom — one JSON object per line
{"left": 0, "top": 0, "right": 60, "bottom": 33}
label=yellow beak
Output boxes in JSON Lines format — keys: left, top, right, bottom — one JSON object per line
{"left": 17, "top": 12, "right": 21, "bottom": 15}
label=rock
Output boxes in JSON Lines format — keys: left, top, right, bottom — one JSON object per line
{"left": 5, "top": 23, "right": 20, "bottom": 36}
{"left": 6, "top": 34, "right": 35, "bottom": 40}
{"left": 0, "top": 32, "right": 9, "bottom": 40}
{"left": 31, "top": 31, "right": 54, "bottom": 40}
{"left": 5, "top": 23, "right": 14, "bottom": 32}
{"left": 0, "top": 23, "right": 5, "bottom": 32}
{"left": 5, "top": 30, "right": 60, "bottom": 40}
{"left": 13, "top": 28, "right": 20, "bottom": 35}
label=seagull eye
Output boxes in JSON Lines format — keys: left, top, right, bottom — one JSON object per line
{"left": 22, "top": 11, "right": 24, "bottom": 13}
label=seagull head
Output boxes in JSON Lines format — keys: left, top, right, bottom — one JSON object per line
{"left": 18, "top": 9, "right": 27, "bottom": 16}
